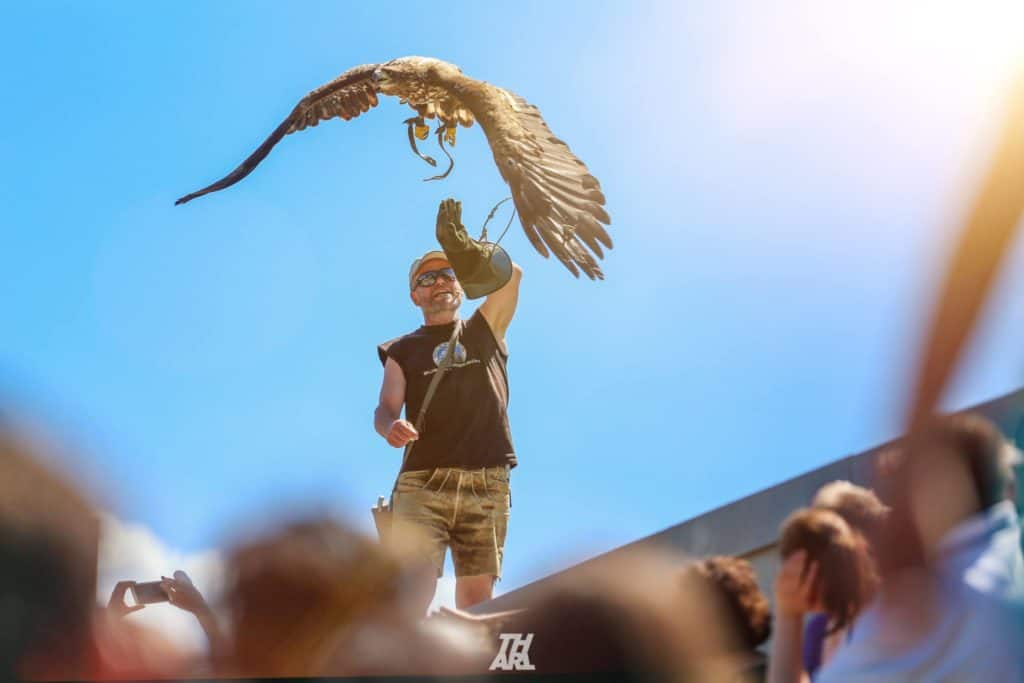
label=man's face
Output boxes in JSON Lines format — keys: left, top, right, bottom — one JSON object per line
{"left": 410, "top": 259, "right": 463, "bottom": 315}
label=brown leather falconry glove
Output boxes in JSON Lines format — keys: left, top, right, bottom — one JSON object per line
{"left": 435, "top": 197, "right": 513, "bottom": 299}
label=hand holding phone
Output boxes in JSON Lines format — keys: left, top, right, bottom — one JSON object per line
{"left": 160, "top": 570, "right": 208, "bottom": 614}
{"left": 107, "top": 581, "right": 146, "bottom": 618}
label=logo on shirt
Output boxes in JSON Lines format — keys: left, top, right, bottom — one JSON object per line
{"left": 432, "top": 340, "right": 467, "bottom": 367}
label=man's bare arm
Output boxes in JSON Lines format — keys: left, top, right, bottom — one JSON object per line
{"left": 478, "top": 263, "right": 523, "bottom": 344}
{"left": 375, "top": 357, "right": 418, "bottom": 447}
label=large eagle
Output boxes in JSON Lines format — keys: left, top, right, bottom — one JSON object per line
{"left": 176, "top": 56, "right": 612, "bottom": 279}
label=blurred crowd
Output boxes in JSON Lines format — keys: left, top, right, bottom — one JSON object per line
{"left": 1, "top": 411, "right": 1022, "bottom": 682}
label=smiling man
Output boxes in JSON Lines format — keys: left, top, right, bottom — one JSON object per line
{"left": 375, "top": 199, "right": 522, "bottom": 611}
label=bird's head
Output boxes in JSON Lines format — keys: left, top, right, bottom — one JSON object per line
{"left": 373, "top": 57, "right": 461, "bottom": 93}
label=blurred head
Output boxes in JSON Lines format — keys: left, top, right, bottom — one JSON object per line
{"left": 224, "top": 518, "right": 417, "bottom": 677}
{"left": 501, "top": 551, "right": 744, "bottom": 681}
{"left": 0, "top": 429, "right": 100, "bottom": 680}
{"left": 906, "top": 413, "right": 1012, "bottom": 549}
{"left": 779, "top": 508, "right": 877, "bottom": 632}
{"left": 812, "top": 480, "right": 889, "bottom": 549}
{"left": 680, "top": 556, "right": 771, "bottom": 652}
{"left": 408, "top": 253, "right": 462, "bottom": 316}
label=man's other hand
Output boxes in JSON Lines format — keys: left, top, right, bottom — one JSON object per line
{"left": 387, "top": 419, "right": 419, "bottom": 448}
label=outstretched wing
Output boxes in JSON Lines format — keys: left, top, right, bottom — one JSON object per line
{"left": 175, "top": 63, "right": 381, "bottom": 205}
{"left": 474, "top": 87, "right": 611, "bottom": 279}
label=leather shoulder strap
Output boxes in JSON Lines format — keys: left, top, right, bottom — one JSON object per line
{"left": 393, "top": 320, "right": 462, "bottom": 487}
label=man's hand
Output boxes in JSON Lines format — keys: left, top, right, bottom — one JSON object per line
{"left": 386, "top": 419, "right": 419, "bottom": 448}
{"left": 107, "top": 581, "right": 145, "bottom": 618}
{"left": 774, "top": 550, "right": 820, "bottom": 617}
{"left": 435, "top": 198, "right": 470, "bottom": 252}
{"left": 160, "top": 570, "right": 208, "bottom": 615}
{"left": 436, "top": 197, "right": 492, "bottom": 286}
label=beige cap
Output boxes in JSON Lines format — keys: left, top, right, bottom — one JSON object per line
{"left": 408, "top": 250, "right": 450, "bottom": 289}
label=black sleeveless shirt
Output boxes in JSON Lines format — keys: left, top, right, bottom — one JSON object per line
{"left": 377, "top": 310, "right": 517, "bottom": 472}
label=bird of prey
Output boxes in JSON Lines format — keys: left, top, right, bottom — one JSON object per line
{"left": 175, "top": 56, "right": 611, "bottom": 279}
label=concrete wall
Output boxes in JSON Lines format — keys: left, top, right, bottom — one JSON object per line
{"left": 475, "top": 388, "right": 1024, "bottom": 614}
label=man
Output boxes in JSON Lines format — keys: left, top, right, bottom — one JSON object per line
{"left": 906, "top": 414, "right": 1023, "bottom": 600}
{"left": 374, "top": 198, "right": 522, "bottom": 611}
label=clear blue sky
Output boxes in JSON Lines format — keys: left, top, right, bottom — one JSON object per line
{"left": 2, "top": 1, "right": 1023, "bottom": 590}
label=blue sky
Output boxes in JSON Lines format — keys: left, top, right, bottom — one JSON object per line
{"left": 3, "top": 1, "right": 1023, "bottom": 594}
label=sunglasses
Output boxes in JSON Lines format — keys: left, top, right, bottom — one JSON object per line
{"left": 413, "top": 267, "right": 457, "bottom": 289}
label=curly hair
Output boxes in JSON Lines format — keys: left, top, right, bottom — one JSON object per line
{"left": 779, "top": 508, "right": 877, "bottom": 633}
{"left": 682, "top": 556, "right": 772, "bottom": 650}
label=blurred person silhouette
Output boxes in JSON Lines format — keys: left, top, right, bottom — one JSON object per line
{"left": 815, "top": 413, "right": 1024, "bottom": 682}
{"left": 679, "top": 556, "right": 772, "bottom": 681}
{"left": 795, "top": 481, "right": 889, "bottom": 678}
{"left": 221, "top": 516, "right": 493, "bottom": 678}
{"left": 768, "top": 508, "right": 878, "bottom": 683}
{"left": 496, "top": 550, "right": 758, "bottom": 682}
{"left": 0, "top": 428, "right": 101, "bottom": 680}
{"left": 881, "top": 413, "right": 1023, "bottom": 599}
{"left": 0, "top": 425, "right": 185, "bottom": 680}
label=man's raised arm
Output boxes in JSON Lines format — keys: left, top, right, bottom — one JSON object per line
{"left": 374, "top": 357, "right": 418, "bottom": 448}
{"left": 479, "top": 262, "right": 522, "bottom": 343}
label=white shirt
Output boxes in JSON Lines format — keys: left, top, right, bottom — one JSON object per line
{"left": 934, "top": 500, "right": 1024, "bottom": 600}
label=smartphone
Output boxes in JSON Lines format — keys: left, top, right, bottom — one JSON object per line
{"left": 130, "top": 580, "right": 169, "bottom": 605}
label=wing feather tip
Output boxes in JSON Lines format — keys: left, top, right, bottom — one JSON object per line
{"left": 591, "top": 205, "right": 611, "bottom": 225}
